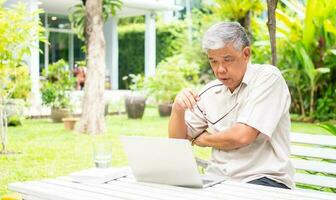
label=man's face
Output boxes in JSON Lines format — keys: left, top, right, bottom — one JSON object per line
{"left": 207, "top": 44, "right": 250, "bottom": 92}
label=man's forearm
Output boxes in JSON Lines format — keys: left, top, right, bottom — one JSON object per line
{"left": 194, "top": 123, "right": 259, "bottom": 150}
{"left": 202, "top": 131, "right": 247, "bottom": 150}
{"left": 168, "top": 109, "right": 188, "bottom": 139}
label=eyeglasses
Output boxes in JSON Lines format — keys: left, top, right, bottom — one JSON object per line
{"left": 194, "top": 83, "right": 242, "bottom": 125}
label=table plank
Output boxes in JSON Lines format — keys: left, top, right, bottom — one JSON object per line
{"left": 120, "top": 177, "right": 276, "bottom": 200}
{"left": 219, "top": 181, "right": 336, "bottom": 200}
{"left": 9, "top": 175, "right": 336, "bottom": 200}
{"left": 114, "top": 177, "right": 241, "bottom": 200}
{"left": 52, "top": 178, "right": 191, "bottom": 200}
{"left": 61, "top": 176, "right": 232, "bottom": 200}
{"left": 211, "top": 182, "right": 309, "bottom": 200}
{"left": 9, "top": 181, "right": 119, "bottom": 200}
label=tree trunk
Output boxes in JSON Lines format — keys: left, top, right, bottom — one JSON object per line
{"left": 309, "top": 85, "right": 315, "bottom": 118}
{"left": 297, "top": 86, "right": 306, "bottom": 117}
{"left": 238, "top": 10, "right": 252, "bottom": 41}
{"left": 77, "top": 0, "right": 106, "bottom": 134}
{"left": 0, "top": 97, "right": 8, "bottom": 153}
{"left": 267, "top": 0, "right": 278, "bottom": 66}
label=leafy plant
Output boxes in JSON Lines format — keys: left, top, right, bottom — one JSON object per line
{"left": 69, "top": 0, "right": 122, "bottom": 40}
{"left": 212, "top": 0, "right": 264, "bottom": 22}
{"left": 318, "top": 123, "right": 336, "bottom": 137}
{"left": 210, "top": 0, "right": 265, "bottom": 39}
{"left": 0, "top": 1, "right": 45, "bottom": 99}
{"left": 276, "top": 0, "right": 336, "bottom": 119}
{"left": 294, "top": 42, "right": 330, "bottom": 117}
{"left": 76, "top": 60, "right": 86, "bottom": 68}
{"left": 145, "top": 55, "right": 199, "bottom": 104}
{"left": 40, "top": 59, "right": 75, "bottom": 108}
{"left": 7, "top": 115, "right": 22, "bottom": 127}
{"left": 117, "top": 22, "right": 186, "bottom": 88}
{"left": 10, "top": 65, "right": 31, "bottom": 99}
{"left": 315, "top": 87, "right": 336, "bottom": 121}
{"left": 0, "top": 0, "right": 45, "bottom": 153}
{"left": 122, "top": 74, "right": 145, "bottom": 91}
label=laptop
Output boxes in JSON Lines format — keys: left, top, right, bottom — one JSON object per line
{"left": 120, "top": 136, "right": 226, "bottom": 188}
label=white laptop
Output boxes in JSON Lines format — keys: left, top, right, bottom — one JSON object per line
{"left": 120, "top": 136, "right": 226, "bottom": 188}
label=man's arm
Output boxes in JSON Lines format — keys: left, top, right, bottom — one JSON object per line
{"left": 168, "top": 108, "right": 188, "bottom": 139}
{"left": 193, "top": 123, "right": 259, "bottom": 150}
{"left": 168, "top": 89, "right": 199, "bottom": 139}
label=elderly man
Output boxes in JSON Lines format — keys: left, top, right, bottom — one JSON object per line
{"left": 168, "top": 22, "right": 294, "bottom": 189}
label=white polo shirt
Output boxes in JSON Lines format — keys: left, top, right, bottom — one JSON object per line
{"left": 185, "top": 63, "right": 295, "bottom": 188}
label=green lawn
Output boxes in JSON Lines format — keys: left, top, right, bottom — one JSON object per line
{"left": 291, "top": 121, "right": 329, "bottom": 134}
{"left": 0, "top": 107, "right": 331, "bottom": 196}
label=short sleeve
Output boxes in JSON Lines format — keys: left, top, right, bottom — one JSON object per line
{"left": 236, "top": 74, "right": 290, "bottom": 138}
{"left": 184, "top": 103, "right": 208, "bottom": 138}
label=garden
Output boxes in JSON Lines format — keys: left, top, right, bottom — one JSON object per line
{"left": 1, "top": 0, "right": 336, "bottom": 198}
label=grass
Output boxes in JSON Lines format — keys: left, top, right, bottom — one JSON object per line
{"left": 291, "top": 122, "right": 330, "bottom": 135}
{"left": 0, "top": 106, "right": 332, "bottom": 196}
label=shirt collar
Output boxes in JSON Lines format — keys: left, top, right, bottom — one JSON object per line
{"left": 241, "top": 63, "right": 254, "bottom": 86}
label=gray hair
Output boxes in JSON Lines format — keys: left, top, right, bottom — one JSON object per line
{"left": 202, "top": 22, "right": 250, "bottom": 52}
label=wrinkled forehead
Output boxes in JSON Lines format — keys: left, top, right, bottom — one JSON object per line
{"left": 207, "top": 45, "right": 242, "bottom": 59}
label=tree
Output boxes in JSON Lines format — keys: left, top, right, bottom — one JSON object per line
{"left": 0, "top": 0, "right": 45, "bottom": 153}
{"left": 276, "top": 0, "right": 336, "bottom": 119}
{"left": 70, "top": 0, "right": 121, "bottom": 134}
{"left": 212, "top": 0, "right": 264, "bottom": 40}
{"left": 266, "top": 0, "right": 278, "bottom": 66}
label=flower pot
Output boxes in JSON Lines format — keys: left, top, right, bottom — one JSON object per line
{"left": 158, "top": 103, "right": 172, "bottom": 117}
{"left": 62, "top": 117, "right": 78, "bottom": 131}
{"left": 125, "top": 93, "right": 146, "bottom": 119}
{"left": 51, "top": 107, "right": 71, "bottom": 123}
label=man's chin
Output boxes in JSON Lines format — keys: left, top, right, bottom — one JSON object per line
{"left": 219, "top": 80, "right": 239, "bottom": 91}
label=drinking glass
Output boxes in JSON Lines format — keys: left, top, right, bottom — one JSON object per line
{"left": 93, "top": 139, "right": 112, "bottom": 168}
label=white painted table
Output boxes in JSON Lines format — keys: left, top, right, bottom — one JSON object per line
{"left": 9, "top": 174, "right": 336, "bottom": 200}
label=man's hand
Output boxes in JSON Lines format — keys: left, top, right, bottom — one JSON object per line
{"left": 172, "top": 89, "right": 200, "bottom": 112}
{"left": 169, "top": 88, "right": 199, "bottom": 139}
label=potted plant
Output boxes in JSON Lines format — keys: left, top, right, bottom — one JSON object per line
{"left": 122, "top": 73, "right": 146, "bottom": 119}
{"left": 62, "top": 117, "right": 78, "bottom": 130}
{"left": 146, "top": 55, "right": 200, "bottom": 117}
{"left": 41, "top": 59, "right": 76, "bottom": 122}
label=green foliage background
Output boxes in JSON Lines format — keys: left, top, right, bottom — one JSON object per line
{"left": 40, "top": 59, "right": 75, "bottom": 108}
{"left": 118, "top": 22, "right": 186, "bottom": 88}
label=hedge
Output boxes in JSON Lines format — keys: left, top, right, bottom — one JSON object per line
{"left": 118, "top": 22, "right": 186, "bottom": 89}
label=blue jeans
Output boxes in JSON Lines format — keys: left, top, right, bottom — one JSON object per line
{"left": 248, "top": 177, "right": 290, "bottom": 189}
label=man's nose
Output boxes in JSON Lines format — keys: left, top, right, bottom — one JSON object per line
{"left": 218, "top": 62, "right": 228, "bottom": 73}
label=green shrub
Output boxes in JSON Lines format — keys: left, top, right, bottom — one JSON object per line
{"left": 40, "top": 59, "right": 75, "bottom": 108}
{"left": 10, "top": 65, "right": 31, "bottom": 99}
{"left": 122, "top": 73, "right": 145, "bottom": 91}
{"left": 315, "top": 87, "right": 336, "bottom": 121}
{"left": 145, "top": 54, "right": 200, "bottom": 104}
{"left": 118, "top": 22, "right": 186, "bottom": 88}
{"left": 318, "top": 122, "right": 336, "bottom": 136}
{"left": 0, "top": 0, "right": 45, "bottom": 99}
{"left": 7, "top": 115, "right": 22, "bottom": 127}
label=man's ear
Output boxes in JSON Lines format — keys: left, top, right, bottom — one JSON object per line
{"left": 243, "top": 46, "right": 251, "bottom": 61}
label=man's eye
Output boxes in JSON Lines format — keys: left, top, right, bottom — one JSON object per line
{"left": 224, "top": 58, "right": 233, "bottom": 62}
{"left": 210, "top": 60, "right": 218, "bottom": 64}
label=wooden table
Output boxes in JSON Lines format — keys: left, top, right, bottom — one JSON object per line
{"left": 9, "top": 174, "right": 336, "bottom": 200}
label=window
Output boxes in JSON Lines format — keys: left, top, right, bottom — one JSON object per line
{"left": 39, "top": 13, "right": 85, "bottom": 74}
